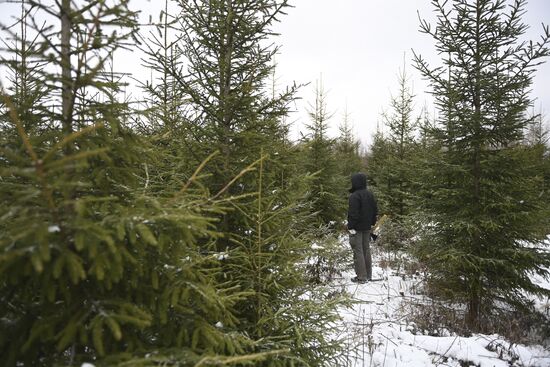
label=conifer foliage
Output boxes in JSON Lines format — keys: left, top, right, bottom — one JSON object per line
{"left": 0, "top": 1, "right": 256, "bottom": 365}
{"left": 366, "top": 66, "right": 421, "bottom": 254}
{"left": 168, "top": 1, "right": 348, "bottom": 364}
{"left": 173, "top": 0, "right": 298, "bottom": 190}
{"left": 413, "top": 0, "right": 550, "bottom": 329}
{"left": 1, "top": 0, "right": 352, "bottom": 365}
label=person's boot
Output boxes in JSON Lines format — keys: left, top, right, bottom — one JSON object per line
{"left": 351, "top": 277, "right": 367, "bottom": 284}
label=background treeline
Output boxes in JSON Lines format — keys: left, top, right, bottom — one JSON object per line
{"left": 0, "top": 0, "right": 362, "bottom": 366}
{"left": 368, "top": 0, "right": 550, "bottom": 341}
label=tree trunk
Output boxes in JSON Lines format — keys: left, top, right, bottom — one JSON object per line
{"left": 466, "top": 276, "right": 482, "bottom": 330}
{"left": 61, "top": 0, "right": 72, "bottom": 146}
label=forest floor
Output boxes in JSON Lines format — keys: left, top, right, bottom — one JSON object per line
{"left": 333, "top": 242, "right": 550, "bottom": 367}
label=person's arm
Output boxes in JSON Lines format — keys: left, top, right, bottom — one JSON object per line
{"left": 347, "top": 193, "right": 360, "bottom": 230}
{"left": 372, "top": 195, "right": 378, "bottom": 227}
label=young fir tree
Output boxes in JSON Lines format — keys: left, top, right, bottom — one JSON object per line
{"left": 0, "top": 1, "right": 268, "bottom": 365}
{"left": 335, "top": 107, "right": 364, "bottom": 179}
{"left": 135, "top": 0, "right": 201, "bottom": 192}
{"left": 366, "top": 124, "right": 390, "bottom": 206}
{"left": 137, "top": 0, "right": 185, "bottom": 134}
{"left": 172, "top": 0, "right": 298, "bottom": 187}
{"left": 365, "top": 65, "right": 421, "bottom": 253}
{"left": 301, "top": 80, "right": 346, "bottom": 226}
{"left": 0, "top": 0, "right": 50, "bottom": 139}
{"left": 161, "top": 1, "right": 348, "bottom": 365}
{"left": 413, "top": 0, "right": 550, "bottom": 330}
{"left": 372, "top": 65, "right": 419, "bottom": 220}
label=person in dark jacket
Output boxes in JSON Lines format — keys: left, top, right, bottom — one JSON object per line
{"left": 347, "top": 173, "right": 378, "bottom": 283}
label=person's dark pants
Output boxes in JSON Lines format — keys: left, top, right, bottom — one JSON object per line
{"left": 349, "top": 230, "right": 372, "bottom": 281}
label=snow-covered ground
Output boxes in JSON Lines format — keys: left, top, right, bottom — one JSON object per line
{"left": 334, "top": 253, "right": 550, "bottom": 367}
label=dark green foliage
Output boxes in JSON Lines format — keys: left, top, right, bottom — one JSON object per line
{"left": 366, "top": 128, "right": 391, "bottom": 210}
{"left": 523, "top": 111, "right": 550, "bottom": 222}
{"left": 413, "top": 0, "right": 550, "bottom": 329}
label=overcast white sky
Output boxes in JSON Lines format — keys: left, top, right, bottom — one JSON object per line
{"left": 271, "top": 0, "right": 550, "bottom": 146}
{"left": 1, "top": 0, "right": 549, "bottom": 147}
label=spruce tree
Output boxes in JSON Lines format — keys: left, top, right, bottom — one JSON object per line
{"left": 335, "top": 107, "right": 364, "bottom": 179}
{"left": 366, "top": 125, "right": 391, "bottom": 209}
{"left": 413, "top": 0, "right": 550, "bottom": 329}
{"left": 157, "top": 1, "right": 349, "bottom": 364}
{"left": 301, "top": 80, "right": 346, "bottom": 226}
{"left": 366, "top": 66, "right": 421, "bottom": 253}
{"left": 171, "top": 0, "right": 298, "bottom": 191}
{"left": 138, "top": 0, "right": 186, "bottom": 134}
{"left": 0, "top": 0, "right": 49, "bottom": 139}
{"left": 135, "top": 0, "right": 200, "bottom": 192}
{"left": 370, "top": 65, "right": 418, "bottom": 220}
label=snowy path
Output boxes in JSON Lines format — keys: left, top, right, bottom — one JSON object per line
{"left": 334, "top": 260, "right": 550, "bottom": 367}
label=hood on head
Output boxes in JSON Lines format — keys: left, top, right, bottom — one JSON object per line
{"left": 349, "top": 173, "right": 367, "bottom": 193}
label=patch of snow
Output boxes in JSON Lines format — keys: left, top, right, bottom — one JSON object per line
{"left": 214, "top": 252, "right": 228, "bottom": 261}
{"left": 332, "top": 239, "right": 550, "bottom": 367}
{"left": 48, "top": 225, "right": 60, "bottom": 233}
{"left": 311, "top": 243, "right": 323, "bottom": 250}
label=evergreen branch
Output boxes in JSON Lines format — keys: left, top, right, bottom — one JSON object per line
{"left": 193, "top": 349, "right": 290, "bottom": 366}
{"left": 42, "top": 122, "right": 104, "bottom": 163}
{"left": 211, "top": 155, "right": 265, "bottom": 200}
{"left": 43, "top": 148, "right": 110, "bottom": 171}
{"left": 174, "top": 150, "right": 220, "bottom": 199}
{"left": 0, "top": 83, "right": 37, "bottom": 162}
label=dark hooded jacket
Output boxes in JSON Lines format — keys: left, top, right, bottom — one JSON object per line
{"left": 347, "top": 173, "right": 378, "bottom": 231}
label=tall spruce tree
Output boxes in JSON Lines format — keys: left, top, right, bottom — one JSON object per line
{"left": 301, "top": 80, "right": 346, "bottom": 226}
{"left": 372, "top": 65, "right": 419, "bottom": 219}
{"left": 413, "top": 0, "right": 550, "bottom": 329}
{"left": 157, "top": 1, "right": 348, "bottom": 365}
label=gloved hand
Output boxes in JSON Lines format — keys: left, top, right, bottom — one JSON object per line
{"left": 348, "top": 229, "right": 356, "bottom": 235}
